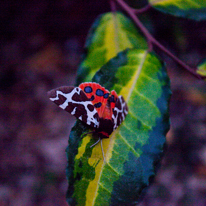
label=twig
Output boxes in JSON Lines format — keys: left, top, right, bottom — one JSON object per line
{"left": 115, "top": 0, "right": 204, "bottom": 80}
{"left": 132, "top": 4, "right": 152, "bottom": 14}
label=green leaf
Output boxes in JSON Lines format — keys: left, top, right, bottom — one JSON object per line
{"left": 66, "top": 49, "right": 171, "bottom": 206}
{"left": 149, "top": 0, "right": 206, "bottom": 20}
{"left": 76, "top": 12, "right": 147, "bottom": 85}
{"left": 197, "top": 60, "right": 206, "bottom": 78}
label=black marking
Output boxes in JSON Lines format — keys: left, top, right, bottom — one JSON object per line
{"left": 103, "top": 93, "right": 109, "bottom": 98}
{"left": 109, "top": 95, "right": 115, "bottom": 102}
{"left": 112, "top": 96, "right": 128, "bottom": 130}
{"left": 94, "top": 113, "right": 99, "bottom": 120}
{"left": 87, "top": 104, "right": 94, "bottom": 112}
{"left": 96, "top": 89, "right": 104, "bottom": 96}
{"left": 115, "top": 100, "right": 121, "bottom": 109}
{"left": 94, "top": 102, "right": 102, "bottom": 108}
{"left": 89, "top": 95, "right": 94, "bottom": 101}
{"left": 90, "top": 122, "right": 95, "bottom": 128}
{"left": 113, "top": 110, "right": 117, "bottom": 117}
{"left": 84, "top": 86, "right": 92, "bottom": 93}
{"left": 59, "top": 86, "right": 74, "bottom": 94}
{"left": 98, "top": 118, "right": 114, "bottom": 135}
{"left": 48, "top": 86, "right": 75, "bottom": 98}
{"left": 72, "top": 90, "right": 89, "bottom": 101}
{"left": 54, "top": 94, "right": 67, "bottom": 105}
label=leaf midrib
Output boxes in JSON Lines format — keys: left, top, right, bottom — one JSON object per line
{"left": 86, "top": 14, "right": 124, "bottom": 206}
{"left": 125, "top": 50, "right": 148, "bottom": 102}
{"left": 88, "top": 50, "right": 148, "bottom": 206}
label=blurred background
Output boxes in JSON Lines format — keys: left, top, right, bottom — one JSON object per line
{"left": 0, "top": 0, "right": 206, "bottom": 205}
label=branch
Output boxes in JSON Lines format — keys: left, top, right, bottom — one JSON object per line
{"left": 115, "top": 0, "right": 204, "bottom": 80}
{"left": 132, "top": 4, "right": 152, "bottom": 14}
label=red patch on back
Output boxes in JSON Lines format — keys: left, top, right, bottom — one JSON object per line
{"left": 79, "top": 82, "right": 110, "bottom": 118}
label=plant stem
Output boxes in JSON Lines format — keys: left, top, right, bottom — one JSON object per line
{"left": 133, "top": 4, "right": 152, "bottom": 14}
{"left": 151, "top": 38, "right": 202, "bottom": 78}
{"left": 115, "top": 0, "right": 204, "bottom": 80}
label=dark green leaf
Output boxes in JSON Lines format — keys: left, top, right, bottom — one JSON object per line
{"left": 197, "top": 60, "right": 206, "bottom": 78}
{"left": 149, "top": 0, "right": 206, "bottom": 20}
{"left": 76, "top": 12, "right": 147, "bottom": 85}
{"left": 66, "top": 49, "right": 171, "bottom": 206}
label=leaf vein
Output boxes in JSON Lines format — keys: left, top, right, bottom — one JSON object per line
{"left": 141, "top": 72, "right": 159, "bottom": 83}
{"left": 118, "top": 133, "right": 140, "bottom": 158}
{"left": 127, "top": 112, "right": 152, "bottom": 130}
{"left": 107, "top": 163, "right": 121, "bottom": 175}
{"left": 133, "top": 89, "right": 159, "bottom": 111}
{"left": 99, "top": 182, "right": 111, "bottom": 194}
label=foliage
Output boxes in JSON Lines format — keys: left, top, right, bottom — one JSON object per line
{"left": 197, "top": 60, "right": 206, "bottom": 78}
{"left": 149, "top": 0, "right": 206, "bottom": 20}
{"left": 66, "top": 48, "right": 170, "bottom": 205}
{"left": 63, "top": 0, "right": 206, "bottom": 205}
{"left": 76, "top": 12, "right": 147, "bottom": 84}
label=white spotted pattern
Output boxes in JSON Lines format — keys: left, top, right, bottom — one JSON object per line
{"left": 50, "top": 87, "right": 99, "bottom": 128}
{"left": 112, "top": 96, "right": 128, "bottom": 130}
